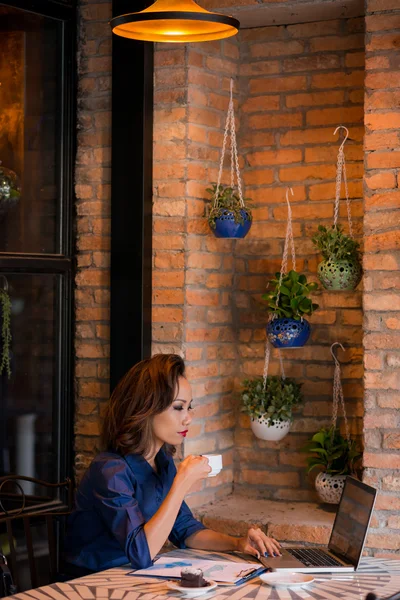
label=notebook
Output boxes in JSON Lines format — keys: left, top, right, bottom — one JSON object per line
{"left": 129, "top": 556, "right": 267, "bottom": 585}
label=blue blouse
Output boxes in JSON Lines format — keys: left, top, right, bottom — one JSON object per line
{"left": 64, "top": 449, "right": 206, "bottom": 571}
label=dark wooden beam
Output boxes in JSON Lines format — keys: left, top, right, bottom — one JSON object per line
{"left": 110, "top": 0, "right": 153, "bottom": 390}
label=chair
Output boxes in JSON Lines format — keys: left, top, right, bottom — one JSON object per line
{"left": 0, "top": 474, "right": 73, "bottom": 593}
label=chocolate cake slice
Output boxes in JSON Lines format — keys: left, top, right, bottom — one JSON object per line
{"left": 180, "top": 568, "right": 209, "bottom": 588}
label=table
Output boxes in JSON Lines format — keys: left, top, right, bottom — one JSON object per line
{"left": 5, "top": 549, "right": 400, "bottom": 600}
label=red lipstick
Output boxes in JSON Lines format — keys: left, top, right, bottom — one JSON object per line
{"left": 178, "top": 430, "right": 188, "bottom": 437}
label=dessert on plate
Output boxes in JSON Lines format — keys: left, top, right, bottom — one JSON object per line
{"left": 180, "top": 568, "right": 210, "bottom": 588}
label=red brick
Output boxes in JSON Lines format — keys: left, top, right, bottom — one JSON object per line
{"left": 365, "top": 171, "right": 396, "bottom": 190}
{"left": 365, "top": 131, "right": 400, "bottom": 151}
{"left": 346, "top": 52, "right": 365, "bottom": 68}
{"left": 306, "top": 106, "right": 364, "bottom": 126}
{"left": 310, "top": 34, "right": 364, "bottom": 52}
{"left": 239, "top": 61, "right": 280, "bottom": 76}
{"left": 247, "top": 149, "right": 302, "bottom": 167}
{"left": 283, "top": 54, "right": 340, "bottom": 72}
{"left": 367, "top": 152, "right": 400, "bottom": 169}
{"left": 250, "top": 75, "right": 307, "bottom": 94}
{"left": 152, "top": 307, "right": 183, "bottom": 322}
{"left": 279, "top": 165, "right": 336, "bottom": 182}
{"left": 366, "top": 90, "right": 400, "bottom": 110}
{"left": 241, "top": 95, "right": 280, "bottom": 112}
{"left": 286, "top": 91, "right": 345, "bottom": 108}
{"left": 250, "top": 40, "right": 304, "bottom": 58}
{"left": 311, "top": 71, "right": 365, "bottom": 89}
{"left": 367, "top": 32, "right": 400, "bottom": 52}
{"left": 248, "top": 113, "right": 303, "bottom": 130}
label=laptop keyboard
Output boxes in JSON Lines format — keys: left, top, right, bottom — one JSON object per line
{"left": 287, "top": 548, "right": 344, "bottom": 568}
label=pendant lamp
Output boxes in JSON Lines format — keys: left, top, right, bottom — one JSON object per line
{"left": 110, "top": 0, "right": 240, "bottom": 43}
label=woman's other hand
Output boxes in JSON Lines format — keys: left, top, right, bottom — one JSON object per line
{"left": 236, "top": 527, "right": 281, "bottom": 559}
{"left": 175, "top": 455, "right": 211, "bottom": 492}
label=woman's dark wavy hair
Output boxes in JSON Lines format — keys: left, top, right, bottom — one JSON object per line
{"left": 101, "top": 353, "right": 185, "bottom": 456}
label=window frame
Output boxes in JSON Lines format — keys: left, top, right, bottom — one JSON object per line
{"left": 0, "top": 0, "right": 76, "bottom": 485}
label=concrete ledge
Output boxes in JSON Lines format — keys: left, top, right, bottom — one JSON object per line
{"left": 194, "top": 494, "right": 336, "bottom": 545}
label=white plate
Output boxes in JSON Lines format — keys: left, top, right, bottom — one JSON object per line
{"left": 167, "top": 580, "right": 218, "bottom": 596}
{"left": 259, "top": 573, "right": 314, "bottom": 588}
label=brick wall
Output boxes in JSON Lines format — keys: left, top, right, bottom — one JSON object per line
{"left": 234, "top": 18, "right": 365, "bottom": 501}
{"left": 152, "top": 19, "right": 365, "bottom": 505}
{"left": 153, "top": 40, "right": 241, "bottom": 507}
{"left": 74, "top": 0, "right": 112, "bottom": 480}
{"left": 74, "top": 0, "right": 400, "bottom": 554}
{"left": 363, "top": 0, "right": 400, "bottom": 558}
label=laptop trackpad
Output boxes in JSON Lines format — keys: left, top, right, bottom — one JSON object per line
{"left": 260, "top": 550, "right": 302, "bottom": 571}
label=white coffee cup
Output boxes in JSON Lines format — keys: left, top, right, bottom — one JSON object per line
{"left": 202, "top": 454, "right": 223, "bottom": 477}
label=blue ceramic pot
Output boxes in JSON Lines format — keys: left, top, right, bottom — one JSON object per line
{"left": 212, "top": 209, "right": 252, "bottom": 239}
{"left": 266, "top": 317, "right": 310, "bottom": 348}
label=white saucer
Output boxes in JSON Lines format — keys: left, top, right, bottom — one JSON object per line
{"left": 167, "top": 580, "right": 218, "bottom": 596}
{"left": 259, "top": 573, "right": 314, "bottom": 588}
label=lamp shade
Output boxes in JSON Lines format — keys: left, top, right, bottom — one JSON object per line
{"left": 110, "top": 0, "right": 240, "bottom": 43}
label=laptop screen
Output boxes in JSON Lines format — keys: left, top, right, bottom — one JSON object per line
{"left": 328, "top": 477, "right": 377, "bottom": 567}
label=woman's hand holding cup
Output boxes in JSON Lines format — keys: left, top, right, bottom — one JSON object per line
{"left": 175, "top": 455, "right": 211, "bottom": 492}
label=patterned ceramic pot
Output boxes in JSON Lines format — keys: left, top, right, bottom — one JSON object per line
{"left": 318, "top": 258, "right": 362, "bottom": 291}
{"left": 251, "top": 417, "right": 291, "bottom": 442}
{"left": 315, "top": 472, "right": 346, "bottom": 504}
{"left": 266, "top": 317, "right": 310, "bottom": 348}
{"left": 212, "top": 209, "right": 252, "bottom": 239}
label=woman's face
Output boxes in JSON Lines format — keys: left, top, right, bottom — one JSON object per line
{"left": 152, "top": 375, "right": 193, "bottom": 448}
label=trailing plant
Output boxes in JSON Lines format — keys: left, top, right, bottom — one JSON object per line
{"left": 0, "top": 289, "right": 11, "bottom": 378}
{"left": 241, "top": 376, "right": 303, "bottom": 425}
{"left": 206, "top": 183, "right": 252, "bottom": 230}
{"left": 312, "top": 225, "right": 361, "bottom": 262}
{"left": 303, "top": 425, "right": 362, "bottom": 475}
{"left": 262, "top": 270, "right": 319, "bottom": 321}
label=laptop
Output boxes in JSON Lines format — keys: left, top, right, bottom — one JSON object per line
{"left": 261, "top": 476, "right": 377, "bottom": 573}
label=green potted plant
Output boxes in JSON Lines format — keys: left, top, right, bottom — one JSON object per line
{"left": 303, "top": 425, "right": 362, "bottom": 504}
{"left": 262, "top": 270, "right": 319, "bottom": 348}
{"left": 0, "top": 288, "right": 12, "bottom": 378}
{"left": 206, "top": 183, "right": 252, "bottom": 239}
{"left": 312, "top": 225, "right": 362, "bottom": 291}
{"left": 241, "top": 376, "right": 303, "bottom": 441}
{"left": 0, "top": 163, "right": 21, "bottom": 217}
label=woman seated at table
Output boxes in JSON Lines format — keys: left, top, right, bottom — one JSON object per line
{"left": 64, "top": 354, "right": 281, "bottom": 574}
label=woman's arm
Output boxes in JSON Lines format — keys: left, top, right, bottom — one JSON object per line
{"left": 185, "top": 527, "right": 281, "bottom": 558}
{"left": 144, "top": 455, "right": 210, "bottom": 559}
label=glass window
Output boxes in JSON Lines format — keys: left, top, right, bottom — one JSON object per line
{"left": 0, "top": 8, "right": 62, "bottom": 254}
{"left": 0, "top": 273, "right": 59, "bottom": 484}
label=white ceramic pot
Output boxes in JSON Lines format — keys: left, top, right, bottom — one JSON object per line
{"left": 315, "top": 472, "right": 346, "bottom": 504}
{"left": 250, "top": 417, "right": 291, "bottom": 441}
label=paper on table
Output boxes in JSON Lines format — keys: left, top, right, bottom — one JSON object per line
{"left": 128, "top": 556, "right": 265, "bottom": 585}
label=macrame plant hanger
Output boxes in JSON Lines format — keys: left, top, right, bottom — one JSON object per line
{"left": 213, "top": 78, "right": 245, "bottom": 214}
{"left": 333, "top": 125, "right": 354, "bottom": 238}
{"left": 330, "top": 342, "right": 351, "bottom": 446}
{"left": 262, "top": 188, "right": 296, "bottom": 390}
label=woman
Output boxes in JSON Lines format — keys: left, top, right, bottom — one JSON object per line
{"left": 64, "top": 354, "right": 281, "bottom": 573}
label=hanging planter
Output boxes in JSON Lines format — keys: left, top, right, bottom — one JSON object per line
{"left": 0, "top": 277, "right": 12, "bottom": 378}
{"left": 241, "top": 376, "right": 303, "bottom": 442}
{"left": 312, "top": 126, "right": 362, "bottom": 291}
{"left": 207, "top": 185, "right": 252, "bottom": 239}
{"left": 207, "top": 80, "right": 252, "bottom": 239}
{"left": 313, "top": 227, "right": 362, "bottom": 291}
{"left": 0, "top": 163, "right": 21, "bottom": 217}
{"left": 262, "top": 190, "right": 319, "bottom": 349}
{"left": 303, "top": 343, "right": 362, "bottom": 505}
{"left": 266, "top": 315, "right": 310, "bottom": 349}
{"left": 315, "top": 472, "right": 346, "bottom": 504}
